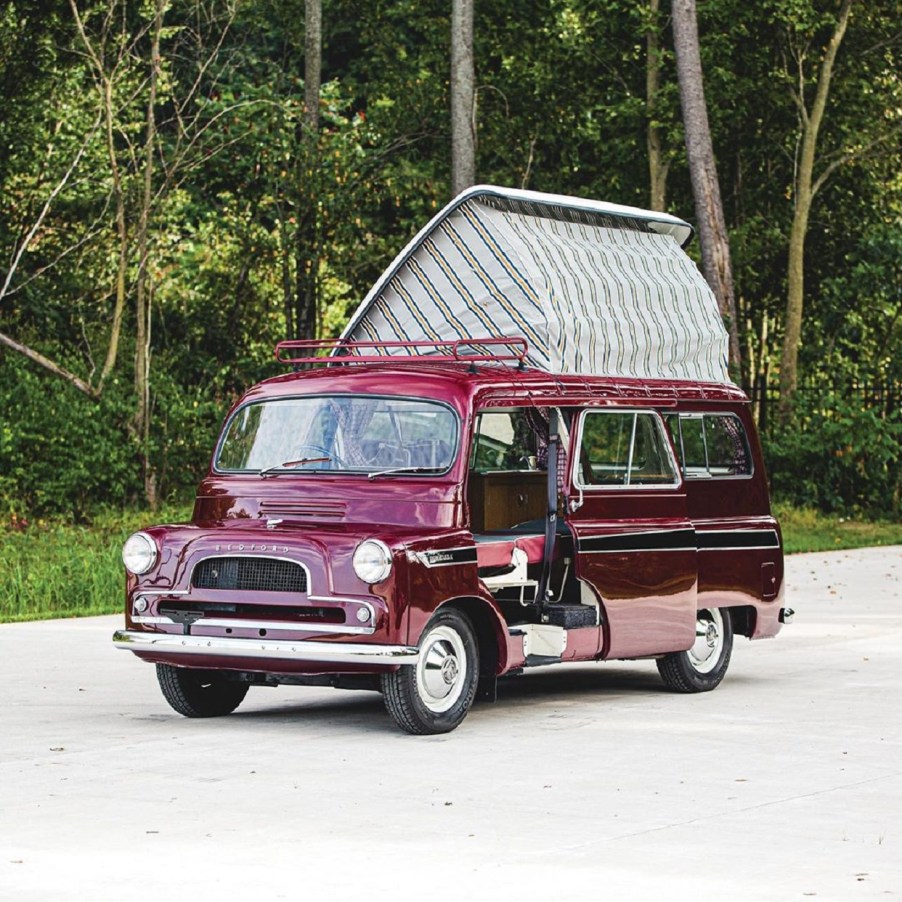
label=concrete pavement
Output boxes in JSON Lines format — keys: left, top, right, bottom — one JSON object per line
{"left": 1, "top": 546, "right": 900, "bottom": 901}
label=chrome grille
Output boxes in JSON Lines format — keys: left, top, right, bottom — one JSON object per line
{"left": 192, "top": 557, "right": 307, "bottom": 593}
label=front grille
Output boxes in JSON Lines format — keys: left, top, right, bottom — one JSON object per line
{"left": 192, "top": 557, "right": 308, "bottom": 593}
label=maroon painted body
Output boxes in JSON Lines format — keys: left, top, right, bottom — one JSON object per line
{"left": 118, "top": 361, "right": 785, "bottom": 689}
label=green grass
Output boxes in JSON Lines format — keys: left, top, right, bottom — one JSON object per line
{"left": 1, "top": 502, "right": 899, "bottom": 623}
{"left": 774, "top": 502, "right": 902, "bottom": 554}
{"left": 0, "top": 504, "right": 192, "bottom": 623}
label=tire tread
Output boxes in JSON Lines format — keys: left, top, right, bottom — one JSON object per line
{"left": 157, "top": 664, "right": 249, "bottom": 717}
{"left": 656, "top": 608, "right": 733, "bottom": 693}
{"left": 381, "top": 608, "right": 479, "bottom": 735}
{"left": 381, "top": 668, "right": 432, "bottom": 735}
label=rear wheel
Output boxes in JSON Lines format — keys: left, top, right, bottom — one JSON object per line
{"left": 657, "top": 608, "right": 733, "bottom": 693}
{"left": 156, "top": 664, "right": 249, "bottom": 717}
{"left": 382, "top": 609, "right": 479, "bottom": 735}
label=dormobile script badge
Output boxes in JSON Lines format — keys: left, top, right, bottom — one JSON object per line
{"left": 112, "top": 184, "right": 790, "bottom": 735}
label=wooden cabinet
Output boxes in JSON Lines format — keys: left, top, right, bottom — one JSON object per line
{"left": 467, "top": 471, "right": 548, "bottom": 532}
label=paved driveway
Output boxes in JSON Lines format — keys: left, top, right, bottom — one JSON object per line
{"left": 1, "top": 547, "right": 900, "bottom": 901}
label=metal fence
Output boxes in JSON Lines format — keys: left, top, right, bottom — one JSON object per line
{"left": 745, "top": 377, "right": 899, "bottom": 434}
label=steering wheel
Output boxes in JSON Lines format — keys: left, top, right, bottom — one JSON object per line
{"left": 292, "top": 443, "right": 350, "bottom": 468}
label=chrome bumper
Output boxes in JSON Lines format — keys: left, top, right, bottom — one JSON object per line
{"left": 112, "top": 630, "right": 419, "bottom": 666}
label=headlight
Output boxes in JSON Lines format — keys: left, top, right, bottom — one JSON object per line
{"left": 352, "top": 539, "right": 392, "bottom": 584}
{"left": 122, "top": 532, "right": 158, "bottom": 575}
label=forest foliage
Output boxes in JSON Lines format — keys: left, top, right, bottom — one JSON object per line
{"left": 0, "top": 0, "right": 899, "bottom": 518}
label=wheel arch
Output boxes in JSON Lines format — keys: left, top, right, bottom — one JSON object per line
{"left": 720, "top": 604, "right": 756, "bottom": 638}
{"left": 437, "top": 596, "right": 508, "bottom": 677}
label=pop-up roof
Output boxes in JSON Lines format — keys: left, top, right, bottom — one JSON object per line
{"left": 340, "top": 185, "right": 730, "bottom": 383}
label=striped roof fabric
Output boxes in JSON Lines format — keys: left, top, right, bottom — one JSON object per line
{"left": 340, "top": 185, "right": 730, "bottom": 383}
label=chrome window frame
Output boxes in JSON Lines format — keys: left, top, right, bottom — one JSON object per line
{"left": 572, "top": 408, "right": 682, "bottom": 492}
{"left": 666, "top": 412, "right": 755, "bottom": 481}
{"left": 212, "top": 393, "right": 461, "bottom": 477}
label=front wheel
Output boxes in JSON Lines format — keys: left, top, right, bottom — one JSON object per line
{"left": 157, "top": 664, "right": 249, "bottom": 717}
{"left": 657, "top": 608, "right": 733, "bottom": 693}
{"left": 381, "top": 609, "right": 479, "bottom": 735}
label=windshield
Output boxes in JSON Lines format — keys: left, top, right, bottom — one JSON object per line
{"left": 216, "top": 395, "right": 459, "bottom": 474}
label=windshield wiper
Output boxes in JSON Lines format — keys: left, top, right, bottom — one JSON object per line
{"left": 260, "top": 457, "right": 330, "bottom": 478}
{"left": 367, "top": 465, "right": 443, "bottom": 480}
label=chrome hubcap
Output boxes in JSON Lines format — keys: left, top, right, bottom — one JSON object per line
{"left": 440, "top": 656, "right": 459, "bottom": 684}
{"left": 689, "top": 609, "right": 724, "bottom": 674}
{"left": 416, "top": 624, "right": 467, "bottom": 713}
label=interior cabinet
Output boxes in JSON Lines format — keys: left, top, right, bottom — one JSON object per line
{"left": 467, "top": 471, "right": 548, "bottom": 532}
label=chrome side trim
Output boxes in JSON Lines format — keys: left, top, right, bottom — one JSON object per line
{"left": 696, "top": 545, "right": 781, "bottom": 551}
{"left": 578, "top": 545, "right": 693, "bottom": 554}
{"left": 112, "top": 630, "right": 419, "bottom": 665}
{"left": 137, "top": 586, "right": 375, "bottom": 609}
{"left": 131, "top": 615, "right": 374, "bottom": 636}
{"left": 134, "top": 589, "right": 190, "bottom": 597}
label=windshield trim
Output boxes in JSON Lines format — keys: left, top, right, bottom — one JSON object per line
{"left": 212, "top": 393, "right": 461, "bottom": 479}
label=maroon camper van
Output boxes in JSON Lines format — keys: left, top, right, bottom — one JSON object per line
{"left": 114, "top": 187, "right": 791, "bottom": 734}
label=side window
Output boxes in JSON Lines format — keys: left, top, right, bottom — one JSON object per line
{"left": 470, "top": 409, "right": 547, "bottom": 472}
{"left": 705, "top": 415, "right": 752, "bottom": 476}
{"left": 580, "top": 411, "right": 632, "bottom": 484}
{"left": 579, "top": 411, "right": 678, "bottom": 487}
{"left": 668, "top": 413, "right": 752, "bottom": 478}
{"left": 678, "top": 416, "right": 709, "bottom": 476}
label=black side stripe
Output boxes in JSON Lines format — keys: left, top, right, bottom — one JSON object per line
{"left": 577, "top": 528, "right": 780, "bottom": 554}
{"left": 578, "top": 529, "right": 696, "bottom": 553}
{"left": 696, "top": 529, "right": 780, "bottom": 550}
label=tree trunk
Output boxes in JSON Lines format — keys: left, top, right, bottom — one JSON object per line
{"left": 778, "top": 0, "right": 854, "bottom": 419}
{"left": 450, "top": 0, "right": 476, "bottom": 195}
{"left": 646, "top": 0, "right": 668, "bottom": 212}
{"left": 99, "top": 75, "right": 128, "bottom": 388}
{"left": 134, "top": 0, "right": 164, "bottom": 509}
{"left": 671, "top": 0, "right": 741, "bottom": 376}
{"left": 280, "top": 206, "right": 295, "bottom": 340}
{"left": 304, "top": 0, "right": 321, "bottom": 136}
{"left": 295, "top": 0, "right": 322, "bottom": 341}
{"left": 68, "top": 0, "right": 129, "bottom": 390}
{"left": 295, "top": 211, "right": 318, "bottom": 340}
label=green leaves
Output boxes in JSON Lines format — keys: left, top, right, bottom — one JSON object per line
{"left": 766, "top": 390, "right": 902, "bottom": 517}
{"left": 0, "top": 0, "right": 898, "bottom": 517}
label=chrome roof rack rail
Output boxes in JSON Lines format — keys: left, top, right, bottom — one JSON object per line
{"left": 274, "top": 336, "right": 529, "bottom": 368}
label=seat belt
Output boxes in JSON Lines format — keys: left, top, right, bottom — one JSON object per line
{"left": 536, "top": 408, "right": 559, "bottom": 611}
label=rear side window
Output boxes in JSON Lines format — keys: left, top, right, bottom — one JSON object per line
{"left": 578, "top": 411, "right": 678, "bottom": 487}
{"left": 665, "top": 413, "right": 752, "bottom": 478}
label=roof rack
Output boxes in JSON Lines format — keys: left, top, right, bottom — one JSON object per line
{"left": 274, "top": 337, "right": 529, "bottom": 368}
